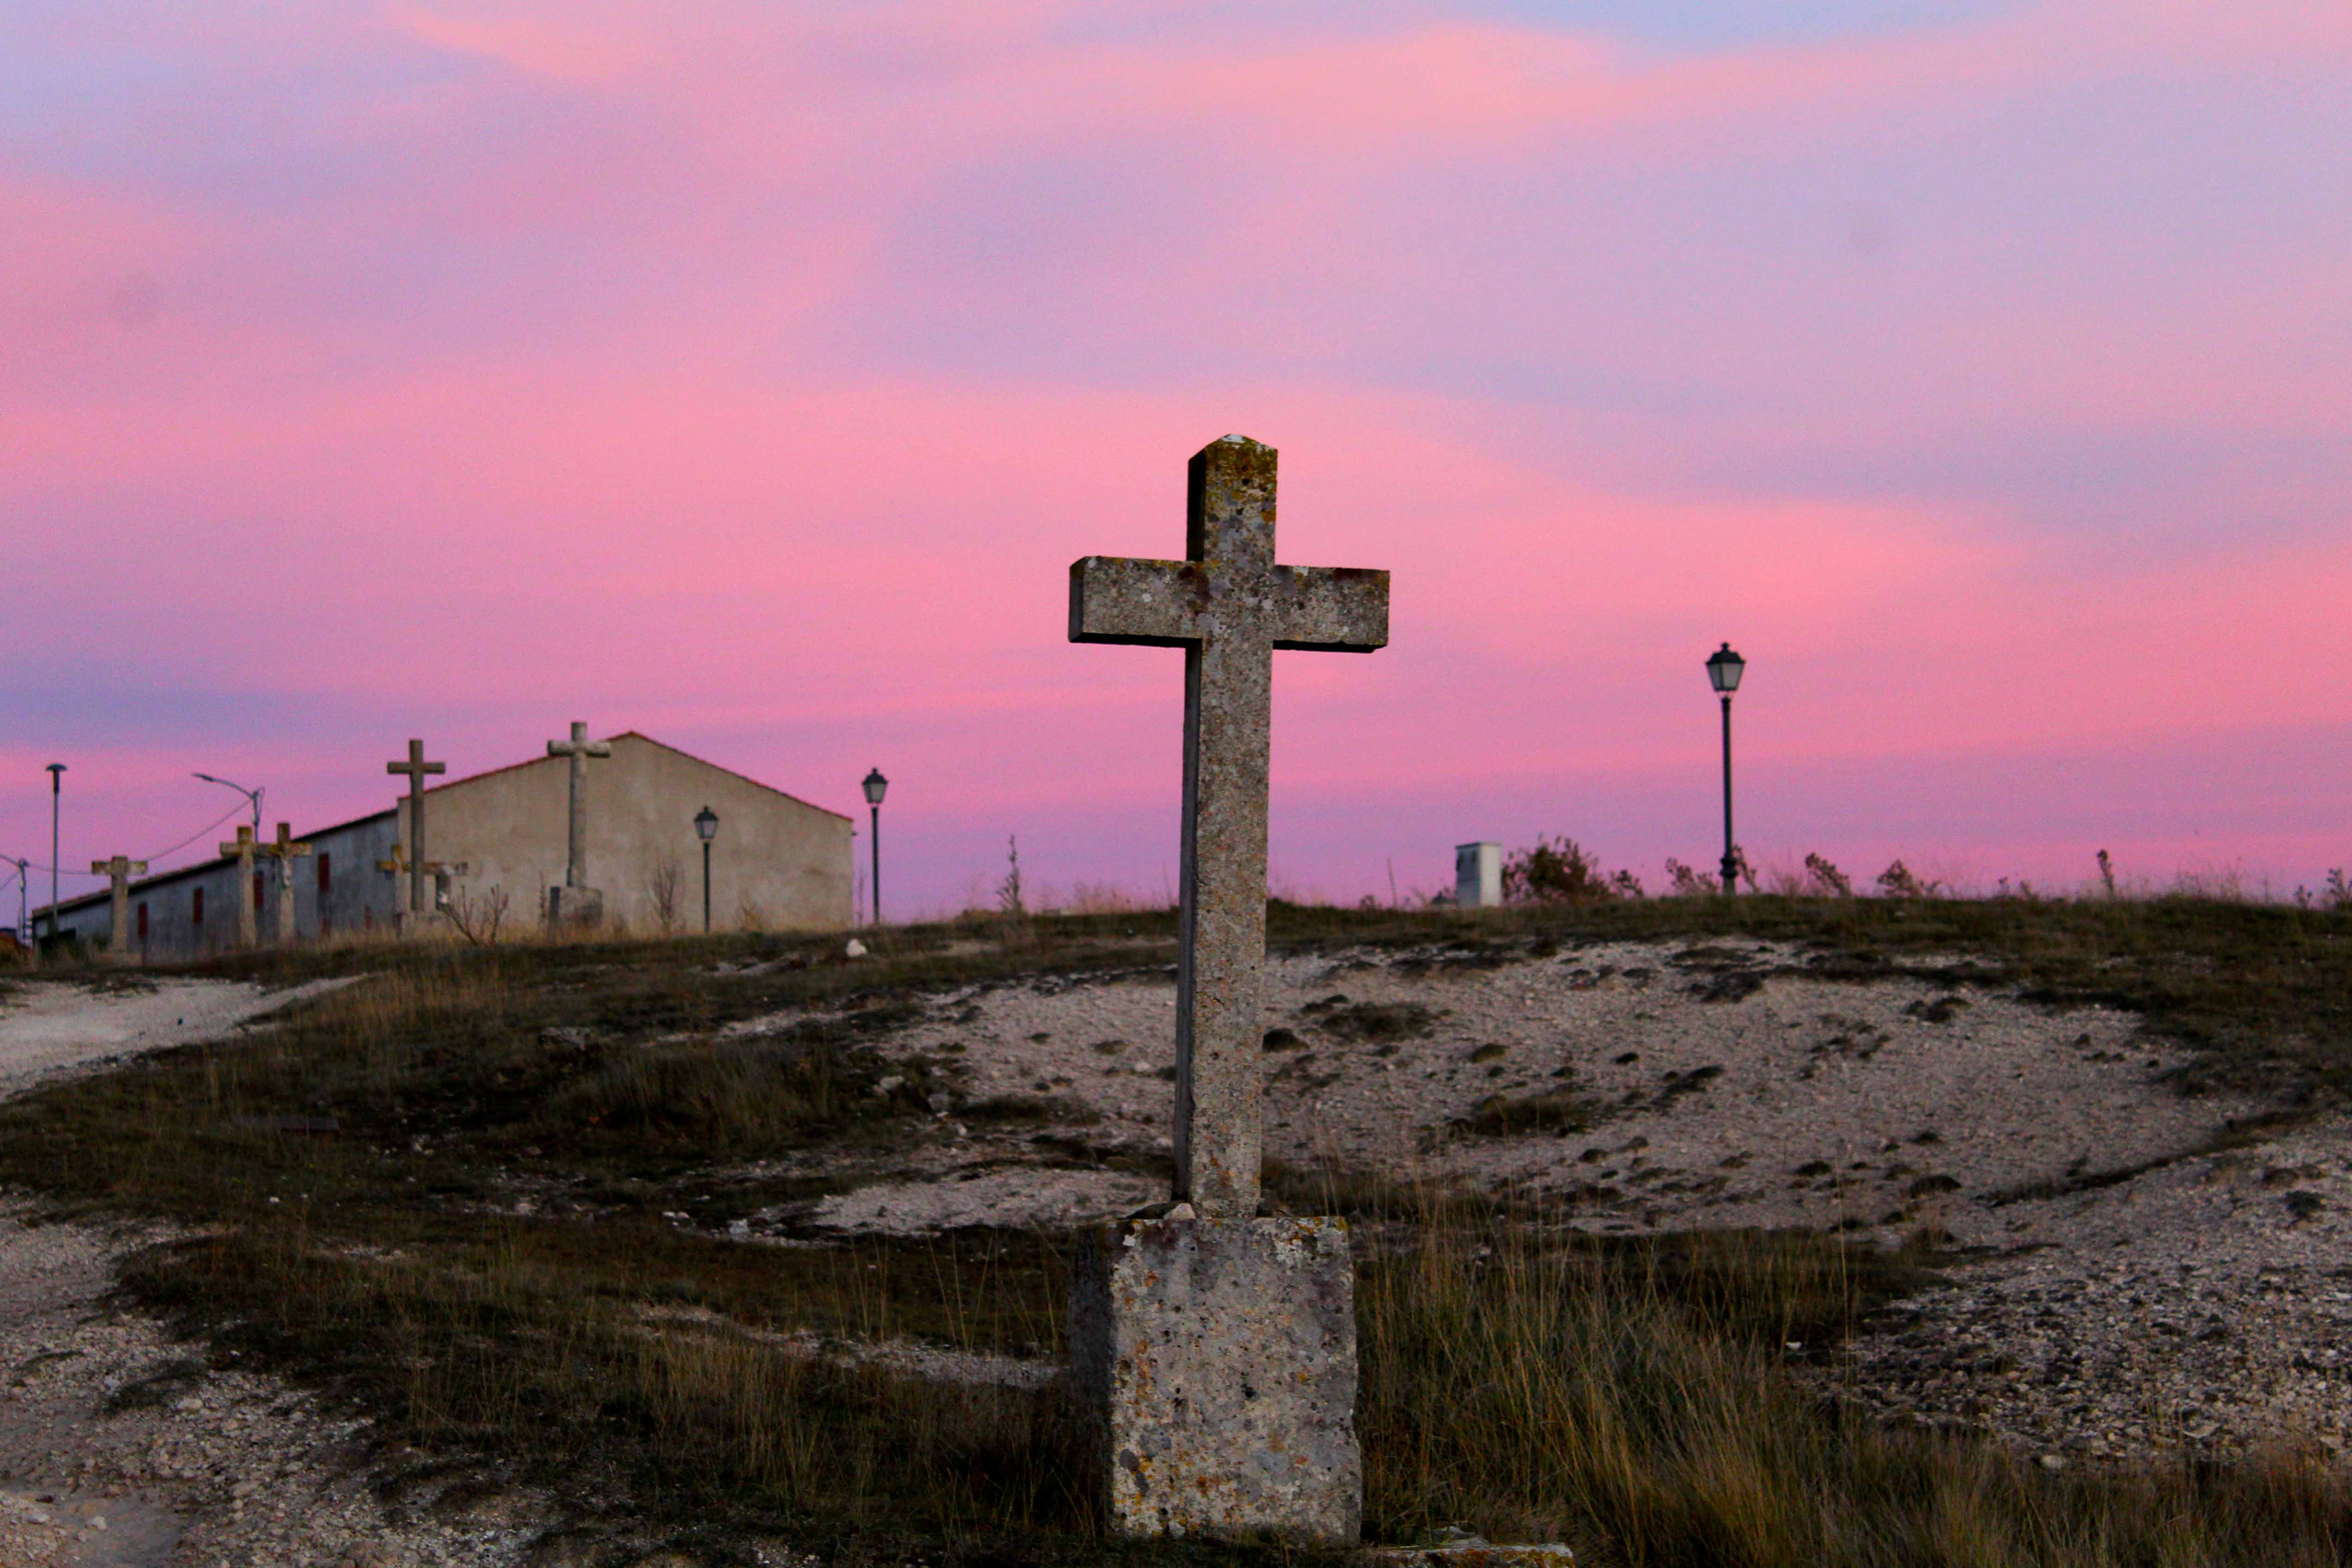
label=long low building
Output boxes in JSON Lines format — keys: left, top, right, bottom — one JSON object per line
{"left": 41, "top": 732, "right": 853, "bottom": 959}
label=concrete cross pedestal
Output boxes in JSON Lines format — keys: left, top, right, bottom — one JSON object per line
{"left": 1067, "top": 435, "right": 1388, "bottom": 1545}
{"left": 546, "top": 721, "right": 611, "bottom": 928}
{"left": 89, "top": 856, "right": 149, "bottom": 962}
{"left": 218, "top": 827, "right": 260, "bottom": 949}
{"left": 252, "top": 823, "right": 312, "bottom": 948}
{"left": 385, "top": 740, "right": 446, "bottom": 935}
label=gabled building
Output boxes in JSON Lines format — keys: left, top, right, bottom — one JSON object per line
{"left": 41, "top": 733, "right": 852, "bottom": 959}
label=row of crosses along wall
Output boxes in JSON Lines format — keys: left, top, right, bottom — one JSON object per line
{"left": 42, "top": 730, "right": 855, "bottom": 961}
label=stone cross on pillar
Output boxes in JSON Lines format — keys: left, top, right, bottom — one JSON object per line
{"left": 218, "top": 826, "right": 260, "bottom": 949}
{"left": 252, "top": 822, "right": 312, "bottom": 947}
{"left": 546, "top": 722, "right": 611, "bottom": 892}
{"left": 385, "top": 740, "right": 446, "bottom": 926}
{"left": 89, "top": 856, "right": 149, "bottom": 960}
{"left": 1071, "top": 434, "right": 1390, "bottom": 1216}
{"left": 1066, "top": 435, "right": 1389, "bottom": 1547}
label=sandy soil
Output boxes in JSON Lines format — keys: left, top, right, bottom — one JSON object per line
{"left": 724, "top": 936, "right": 2352, "bottom": 1467}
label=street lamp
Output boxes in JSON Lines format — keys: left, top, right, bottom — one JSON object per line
{"left": 193, "top": 772, "right": 265, "bottom": 840}
{"left": 694, "top": 806, "right": 718, "bottom": 933}
{"left": 44, "top": 763, "right": 64, "bottom": 944}
{"left": 861, "top": 768, "right": 888, "bottom": 927}
{"left": 1705, "top": 643, "right": 1746, "bottom": 895}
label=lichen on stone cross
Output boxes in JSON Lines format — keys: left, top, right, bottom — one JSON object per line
{"left": 1070, "top": 435, "right": 1389, "bottom": 1218}
{"left": 546, "top": 722, "right": 612, "bottom": 891}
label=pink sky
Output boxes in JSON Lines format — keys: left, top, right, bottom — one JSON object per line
{"left": 4, "top": 0, "right": 2348, "bottom": 918}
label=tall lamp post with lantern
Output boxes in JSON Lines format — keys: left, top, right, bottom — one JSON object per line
{"left": 1706, "top": 643, "right": 1746, "bottom": 895}
{"left": 861, "top": 768, "right": 888, "bottom": 927}
{"left": 694, "top": 806, "right": 718, "bottom": 933}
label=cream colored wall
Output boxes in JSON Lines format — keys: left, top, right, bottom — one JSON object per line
{"left": 398, "top": 735, "right": 851, "bottom": 933}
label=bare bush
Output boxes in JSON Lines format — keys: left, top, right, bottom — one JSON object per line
{"left": 1663, "top": 858, "right": 1714, "bottom": 897}
{"left": 645, "top": 855, "right": 683, "bottom": 937}
{"left": 1803, "top": 853, "right": 1853, "bottom": 897}
{"left": 997, "top": 835, "right": 1024, "bottom": 916}
{"left": 445, "top": 886, "right": 509, "bottom": 947}
{"left": 1876, "top": 859, "right": 1943, "bottom": 898}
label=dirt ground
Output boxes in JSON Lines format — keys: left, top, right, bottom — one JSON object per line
{"left": 0, "top": 975, "right": 560, "bottom": 1568}
{"left": 728, "top": 937, "right": 2351, "bottom": 1467}
{"left": 4, "top": 937, "right": 2349, "bottom": 1563}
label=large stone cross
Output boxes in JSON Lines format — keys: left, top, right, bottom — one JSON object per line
{"left": 385, "top": 739, "right": 446, "bottom": 924}
{"left": 1071, "top": 434, "right": 1389, "bottom": 1216}
{"left": 546, "top": 722, "right": 611, "bottom": 893}
{"left": 218, "top": 826, "right": 260, "bottom": 949}
{"left": 252, "top": 822, "right": 312, "bottom": 947}
{"left": 89, "top": 855, "right": 149, "bottom": 960}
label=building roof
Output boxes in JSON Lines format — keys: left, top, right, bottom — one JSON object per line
{"left": 41, "top": 731, "right": 849, "bottom": 916}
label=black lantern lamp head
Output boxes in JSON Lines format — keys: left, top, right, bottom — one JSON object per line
{"left": 1706, "top": 643, "right": 1746, "bottom": 695}
{"left": 694, "top": 806, "right": 718, "bottom": 843}
{"left": 861, "top": 768, "right": 889, "bottom": 807}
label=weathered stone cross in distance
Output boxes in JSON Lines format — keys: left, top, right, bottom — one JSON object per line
{"left": 385, "top": 740, "right": 446, "bottom": 922}
{"left": 217, "top": 825, "right": 259, "bottom": 948}
{"left": 546, "top": 722, "right": 611, "bottom": 893}
{"left": 89, "top": 855, "right": 148, "bottom": 960}
{"left": 376, "top": 843, "right": 470, "bottom": 918}
{"left": 253, "top": 822, "right": 312, "bottom": 947}
{"left": 1071, "top": 435, "right": 1389, "bottom": 1218}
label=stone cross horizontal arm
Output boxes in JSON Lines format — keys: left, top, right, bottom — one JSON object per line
{"left": 254, "top": 823, "right": 312, "bottom": 861}
{"left": 90, "top": 856, "right": 148, "bottom": 878}
{"left": 1068, "top": 559, "right": 1389, "bottom": 651}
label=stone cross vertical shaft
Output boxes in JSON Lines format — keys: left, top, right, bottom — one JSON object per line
{"left": 1071, "top": 435, "right": 1389, "bottom": 1218}
{"left": 253, "top": 822, "right": 312, "bottom": 947}
{"left": 385, "top": 740, "right": 446, "bottom": 923}
{"left": 218, "top": 826, "right": 259, "bottom": 949}
{"left": 90, "top": 856, "right": 148, "bottom": 959}
{"left": 546, "top": 722, "right": 611, "bottom": 891}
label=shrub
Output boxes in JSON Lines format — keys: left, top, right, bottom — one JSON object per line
{"left": 1503, "top": 837, "right": 1621, "bottom": 904}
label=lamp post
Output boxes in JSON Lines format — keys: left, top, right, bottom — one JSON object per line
{"left": 44, "top": 763, "right": 65, "bottom": 943}
{"left": 1705, "top": 643, "right": 1746, "bottom": 895}
{"left": 193, "top": 772, "right": 264, "bottom": 841}
{"left": 861, "top": 768, "right": 888, "bottom": 927}
{"left": 7, "top": 856, "right": 26, "bottom": 949}
{"left": 693, "top": 806, "right": 717, "bottom": 933}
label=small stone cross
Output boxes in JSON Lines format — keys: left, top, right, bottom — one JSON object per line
{"left": 89, "top": 855, "right": 149, "bottom": 959}
{"left": 1070, "top": 435, "right": 1389, "bottom": 1217}
{"left": 252, "top": 822, "right": 312, "bottom": 946}
{"left": 546, "top": 722, "right": 611, "bottom": 893}
{"left": 217, "top": 825, "right": 260, "bottom": 948}
{"left": 377, "top": 843, "right": 469, "bottom": 916}
{"left": 385, "top": 739, "right": 446, "bottom": 923}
